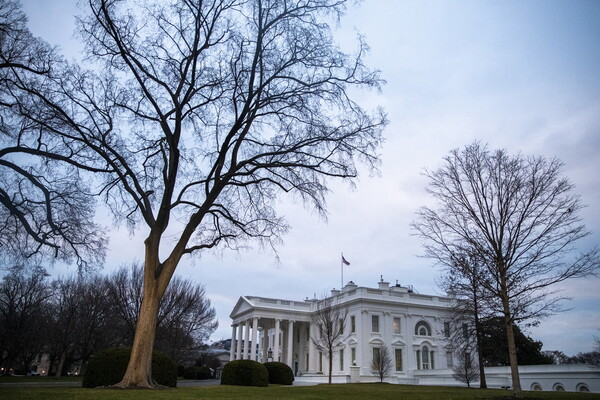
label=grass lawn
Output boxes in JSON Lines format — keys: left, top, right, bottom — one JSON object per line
{"left": 1, "top": 383, "right": 600, "bottom": 400}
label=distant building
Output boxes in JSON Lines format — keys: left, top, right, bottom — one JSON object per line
{"left": 229, "top": 278, "right": 600, "bottom": 393}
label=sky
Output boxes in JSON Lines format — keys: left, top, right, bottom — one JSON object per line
{"left": 20, "top": 0, "right": 600, "bottom": 356}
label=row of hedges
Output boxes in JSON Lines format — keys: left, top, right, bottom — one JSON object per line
{"left": 221, "top": 360, "right": 293, "bottom": 387}
{"left": 82, "top": 348, "right": 294, "bottom": 388}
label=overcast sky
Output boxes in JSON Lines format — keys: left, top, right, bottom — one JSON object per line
{"left": 21, "top": 0, "right": 600, "bottom": 356}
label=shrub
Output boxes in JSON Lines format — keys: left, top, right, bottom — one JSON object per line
{"left": 263, "top": 362, "right": 294, "bottom": 385}
{"left": 82, "top": 347, "right": 177, "bottom": 388}
{"left": 183, "top": 365, "right": 213, "bottom": 380}
{"left": 221, "top": 359, "right": 268, "bottom": 387}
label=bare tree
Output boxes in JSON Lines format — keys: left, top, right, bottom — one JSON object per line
{"left": 7, "top": 0, "right": 384, "bottom": 388}
{"left": 106, "top": 263, "right": 218, "bottom": 364}
{"left": 439, "top": 252, "right": 495, "bottom": 388}
{"left": 0, "top": 0, "right": 106, "bottom": 269}
{"left": 370, "top": 345, "right": 392, "bottom": 383}
{"left": 452, "top": 346, "right": 479, "bottom": 388}
{"left": 310, "top": 295, "right": 349, "bottom": 384}
{"left": 412, "top": 142, "right": 599, "bottom": 398}
{"left": 0, "top": 265, "right": 51, "bottom": 374}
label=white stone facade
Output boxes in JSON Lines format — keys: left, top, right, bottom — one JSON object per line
{"left": 229, "top": 279, "right": 600, "bottom": 393}
{"left": 229, "top": 280, "right": 454, "bottom": 380}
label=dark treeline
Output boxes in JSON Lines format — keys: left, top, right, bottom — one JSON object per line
{"left": 0, "top": 263, "right": 217, "bottom": 376}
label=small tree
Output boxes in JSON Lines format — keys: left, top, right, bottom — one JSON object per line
{"left": 370, "top": 345, "right": 392, "bottom": 383}
{"left": 452, "top": 347, "right": 480, "bottom": 388}
{"left": 310, "top": 295, "right": 348, "bottom": 384}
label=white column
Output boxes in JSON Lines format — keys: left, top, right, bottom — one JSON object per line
{"left": 308, "top": 322, "right": 316, "bottom": 372}
{"left": 236, "top": 324, "right": 243, "bottom": 360}
{"left": 243, "top": 320, "right": 251, "bottom": 359}
{"left": 262, "top": 327, "right": 269, "bottom": 362}
{"left": 273, "top": 319, "right": 281, "bottom": 362}
{"left": 287, "top": 320, "right": 294, "bottom": 368}
{"left": 251, "top": 317, "right": 259, "bottom": 361}
{"left": 230, "top": 325, "right": 237, "bottom": 361}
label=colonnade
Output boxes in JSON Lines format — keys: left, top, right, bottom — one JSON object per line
{"left": 230, "top": 317, "right": 309, "bottom": 371}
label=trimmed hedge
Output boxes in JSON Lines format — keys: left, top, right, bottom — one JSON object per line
{"left": 183, "top": 366, "right": 212, "bottom": 380}
{"left": 263, "top": 362, "right": 294, "bottom": 385}
{"left": 82, "top": 347, "right": 177, "bottom": 388}
{"left": 221, "top": 360, "right": 268, "bottom": 387}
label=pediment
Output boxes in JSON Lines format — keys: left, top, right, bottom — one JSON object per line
{"left": 391, "top": 338, "right": 406, "bottom": 346}
{"left": 229, "top": 296, "right": 254, "bottom": 320}
{"left": 369, "top": 337, "right": 385, "bottom": 345}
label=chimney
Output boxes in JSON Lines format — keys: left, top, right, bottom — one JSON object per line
{"left": 378, "top": 276, "right": 389, "bottom": 290}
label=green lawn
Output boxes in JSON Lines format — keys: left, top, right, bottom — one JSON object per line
{"left": 1, "top": 383, "right": 599, "bottom": 400}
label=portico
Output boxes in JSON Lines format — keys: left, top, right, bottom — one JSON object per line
{"left": 229, "top": 295, "right": 315, "bottom": 374}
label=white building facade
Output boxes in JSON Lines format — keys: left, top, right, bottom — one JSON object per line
{"left": 229, "top": 280, "right": 455, "bottom": 380}
{"left": 229, "top": 279, "right": 600, "bottom": 393}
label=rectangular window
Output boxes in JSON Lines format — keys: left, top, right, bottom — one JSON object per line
{"left": 462, "top": 323, "right": 469, "bottom": 339}
{"left": 306, "top": 326, "right": 310, "bottom": 341}
{"left": 416, "top": 350, "right": 421, "bottom": 370}
{"left": 339, "top": 349, "right": 344, "bottom": 371}
{"left": 351, "top": 315, "right": 356, "bottom": 333}
{"left": 372, "top": 347, "right": 381, "bottom": 364}
{"left": 351, "top": 347, "right": 356, "bottom": 366}
{"left": 394, "top": 349, "right": 403, "bottom": 371}
{"left": 446, "top": 351, "right": 453, "bottom": 368}
{"left": 465, "top": 352, "right": 471, "bottom": 369}
{"left": 393, "top": 317, "right": 401, "bottom": 334}
{"left": 444, "top": 321, "right": 451, "bottom": 338}
{"left": 430, "top": 351, "right": 435, "bottom": 369}
{"left": 372, "top": 315, "right": 380, "bottom": 333}
{"left": 306, "top": 353, "right": 309, "bottom": 370}
{"left": 339, "top": 318, "right": 344, "bottom": 335}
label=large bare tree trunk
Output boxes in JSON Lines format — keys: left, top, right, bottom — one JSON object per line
{"left": 115, "top": 237, "right": 170, "bottom": 388}
{"left": 502, "top": 299, "right": 522, "bottom": 398}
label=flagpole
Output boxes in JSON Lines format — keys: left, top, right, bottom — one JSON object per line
{"left": 341, "top": 253, "right": 344, "bottom": 289}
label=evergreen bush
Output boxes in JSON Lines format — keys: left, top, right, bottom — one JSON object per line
{"left": 221, "top": 359, "right": 268, "bottom": 387}
{"left": 263, "top": 362, "right": 294, "bottom": 385}
{"left": 82, "top": 347, "right": 177, "bottom": 388}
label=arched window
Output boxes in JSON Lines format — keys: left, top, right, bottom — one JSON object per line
{"left": 415, "top": 321, "right": 431, "bottom": 336}
{"left": 553, "top": 383, "right": 565, "bottom": 392}
{"left": 531, "top": 383, "right": 542, "bottom": 391}
{"left": 577, "top": 383, "right": 590, "bottom": 392}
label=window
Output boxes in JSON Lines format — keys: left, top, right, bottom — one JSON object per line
{"left": 306, "top": 326, "right": 310, "bottom": 341}
{"left": 351, "top": 347, "right": 356, "bottom": 366}
{"left": 339, "top": 318, "right": 344, "bottom": 335}
{"left": 446, "top": 351, "right": 453, "bottom": 368}
{"left": 372, "top": 347, "right": 381, "bottom": 364}
{"left": 351, "top": 316, "right": 356, "bottom": 333}
{"left": 531, "top": 383, "right": 542, "bottom": 391}
{"left": 553, "top": 383, "right": 565, "bottom": 392}
{"left": 422, "top": 346, "right": 429, "bottom": 369}
{"left": 393, "top": 317, "right": 401, "bottom": 334}
{"left": 339, "top": 349, "right": 344, "bottom": 371}
{"left": 319, "top": 352, "right": 323, "bottom": 372}
{"left": 444, "top": 321, "right": 451, "bottom": 338}
{"left": 577, "top": 383, "right": 590, "bottom": 392}
{"left": 462, "top": 323, "right": 469, "bottom": 339}
{"left": 372, "top": 315, "right": 380, "bottom": 333}
{"left": 394, "top": 348, "right": 403, "bottom": 371}
{"left": 415, "top": 321, "right": 431, "bottom": 336}
{"left": 416, "top": 350, "right": 421, "bottom": 370}
{"left": 306, "top": 353, "right": 309, "bottom": 370}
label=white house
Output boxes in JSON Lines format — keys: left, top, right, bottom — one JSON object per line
{"left": 228, "top": 278, "right": 600, "bottom": 393}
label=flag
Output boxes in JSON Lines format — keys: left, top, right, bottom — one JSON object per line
{"left": 342, "top": 254, "right": 350, "bottom": 266}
